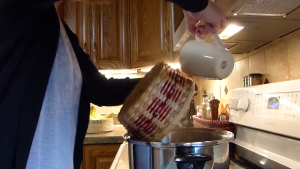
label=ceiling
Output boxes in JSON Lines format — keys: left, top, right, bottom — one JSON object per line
{"left": 202, "top": 0, "right": 300, "bottom": 54}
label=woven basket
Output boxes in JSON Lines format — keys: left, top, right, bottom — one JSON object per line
{"left": 118, "top": 62, "right": 195, "bottom": 142}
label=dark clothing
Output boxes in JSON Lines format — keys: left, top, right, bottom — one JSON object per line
{"left": 167, "top": 0, "right": 208, "bottom": 12}
{"left": 0, "top": 0, "right": 208, "bottom": 169}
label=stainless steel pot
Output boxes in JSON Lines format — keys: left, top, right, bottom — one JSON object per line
{"left": 125, "top": 127, "right": 234, "bottom": 169}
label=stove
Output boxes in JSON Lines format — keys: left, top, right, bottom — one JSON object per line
{"left": 111, "top": 80, "right": 300, "bottom": 169}
{"left": 229, "top": 79, "right": 300, "bottom": 168}
{"left": 229, "top": 142, "right": 289, "bottom": 169}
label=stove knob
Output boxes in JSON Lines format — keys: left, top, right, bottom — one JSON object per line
{"left": 229, "top": 98, "right": 238, "bottom": 111}
{"left": 237, "top": 98, "right": 249, "bottom": 112}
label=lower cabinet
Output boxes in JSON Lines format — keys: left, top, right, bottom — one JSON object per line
{"left": 83, "top": 144, "right": 121, "bottom": 169}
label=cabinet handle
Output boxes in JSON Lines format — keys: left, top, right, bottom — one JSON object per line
{"left": 83, "top": 42, "right": 86, "bottom": 52}
{"left": 94, "top": 42, "right": 96, "bottom": 52}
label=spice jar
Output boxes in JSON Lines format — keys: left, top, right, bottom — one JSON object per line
{"left": 249, "top": 73, "right": 262, "bottom": 86}
{"left": 247, "top": 75, "right": 251, "bottom": 86}
{"left": 201, "top": 95, "right": 207, "bottom": 119}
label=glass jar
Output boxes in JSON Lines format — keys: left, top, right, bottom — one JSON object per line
{"left": 249, "top": 73, "right": 262, "bottom": 86}
{"left": 245, "top": 75, "right": 248, "bottom": 87}
{"left": 201, "top": 95, "right": 207, "bottom": 119}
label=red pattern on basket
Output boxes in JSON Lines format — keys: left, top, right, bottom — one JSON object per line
{"left": 129, "top": 69, "right": 186, "bottom": 135}
{"left": 175, "top": 91, "right": 182, "bottom": 102}
{"left": 149, "top": 99, "right": 161, "bottom": 114}
{"left": 160, "top": 107, "right": 172, "bottom": 121}
{"left": 172, "top": 89, "right": 179, "bottom": 101}
{"left": 146, "top": 97, "right": 158, "bottom": 111}
{"left": 158, "top": 106, "right": 168, "bottom": 120}
{"left": 163, "top": 82, "right": 171, "bottom": 95}
{"left": 160, "top": 81, "right": 168, "bottom": 93}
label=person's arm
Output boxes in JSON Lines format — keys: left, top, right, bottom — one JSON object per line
{"left": 63, "top": 22, "right": 140, "bottom": 107}
{"left": 166, "top": 0, "right": 208, "bottom": 13}
{"left": 166, "top": 0, "right": 227, "bottom": 37}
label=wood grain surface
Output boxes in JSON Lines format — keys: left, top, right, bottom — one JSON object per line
{"left": 130, "top": 0, "right": 173, "bottom": 68}
{"left": 87, "top": 0, "right": 130, "bottom": 69}
{"left": 64, "top": 1, "right": 130, "bottom": 69}
{"left": 83, "top": 144, "right": 121, "bottom": 169}
{"left": 62, "top": 0, "right": 175, "bottom": 70}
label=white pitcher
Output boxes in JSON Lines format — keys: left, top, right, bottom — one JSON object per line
{"left": 179, "top": 33, "right": 234, "bottom": 80}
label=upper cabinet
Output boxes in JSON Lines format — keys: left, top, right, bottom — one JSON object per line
{"left": 130, "top": 0, "right": 173, "bottom": 68}
{"left": 79, "top": 0, "right": 130, "bottom": 69}
{"left": 62, "top": 0, "right": 174, "bottom": 70}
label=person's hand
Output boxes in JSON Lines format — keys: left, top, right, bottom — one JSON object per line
{"left": 183, "top": 1, "right": 228, "bottom": 37}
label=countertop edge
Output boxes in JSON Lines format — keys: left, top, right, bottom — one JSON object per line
{"left": 84, "top": 125, "right": 127, "bottom": 144}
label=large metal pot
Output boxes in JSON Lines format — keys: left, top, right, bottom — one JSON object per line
{"left": 125, "top": 127, "right": 234, "bottom": 169}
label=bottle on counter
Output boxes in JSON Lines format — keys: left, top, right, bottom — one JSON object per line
{"left": 206, "top": 107, "right": 211, "bottom": 120}
{"left": 209, "top": 97, "right": 220, "bottom": 121}
{"left": 196, "top": 105, "right": 202, "bottom": 117}
{"left": 206, "top": 94, "right": 214, "bottom": 120}
{"left": 201, "top": 95, "right": 207, "bottom": 119}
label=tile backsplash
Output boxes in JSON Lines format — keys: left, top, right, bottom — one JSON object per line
{"left": 192, "top": 29, "right": 300, "bottom": 106}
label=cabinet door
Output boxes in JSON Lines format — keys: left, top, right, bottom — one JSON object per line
{"left": 130, "top": 0, "right": 173, "bottom": 68}
{"left": 62, "top": 2, "right": 91, "bottom": 57}
{"left": 78, "top": 0, "right": 130, "bottom": 69}
{"left": 83, "top": 144, "right": 121, "bottom": 169}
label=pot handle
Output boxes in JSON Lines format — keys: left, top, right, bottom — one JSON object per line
{"left": 123, "top": 133, "right": 130, "bottom": 141}
{"left": 123, "top": 133, "right": 152, "bottom": 146}
{"left": 175, "top": 154, "right": 212, "bottom": 169}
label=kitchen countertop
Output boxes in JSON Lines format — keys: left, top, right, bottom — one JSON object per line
{"left": 84, "top": 125, "right": 127, "bottom": 144}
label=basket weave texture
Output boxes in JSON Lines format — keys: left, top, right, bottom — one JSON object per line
{"left": 118, "top": 62, "right": 195, "bottom": 141}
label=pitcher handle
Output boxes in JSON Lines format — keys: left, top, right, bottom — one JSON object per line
{"left": 195, "top": 27, "right": 225, "bottom": 49}
{"left": 212, "top": 33, "right": 225, "bottom": 49}
{"left": 195, "top": 26, "right": 203, "bottom": 41}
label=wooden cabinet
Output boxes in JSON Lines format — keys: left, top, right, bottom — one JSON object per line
{"left": 83, "top": 144, "right": 121, "bottom": 169}
{"left": 77, "top": 0, "right": 130, "bottom": 69}
{"left": 63, "top": 0, "right": 174, "bottom": 69}
{"left": 130, "top": 0, "right": 173, "bottom": 68}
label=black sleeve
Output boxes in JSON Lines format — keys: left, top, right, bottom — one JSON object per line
{"left": 63, "top": 23, "right": 140, "bottom": 107}
{"left": 0, "top": 0, "right": 59, "bottom": 65}
{"left": 166, "top": 0, "right": 208, "bottom": 13}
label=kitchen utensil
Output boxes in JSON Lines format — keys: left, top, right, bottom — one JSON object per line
{"left": 125, "top": 127, "right": 234, "bottom": 169}
{"left": 179, "top": 33, "right": 234, "bottom": 80}
{"left": 118, "top": 62, "right": 195, "bottom": 142}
